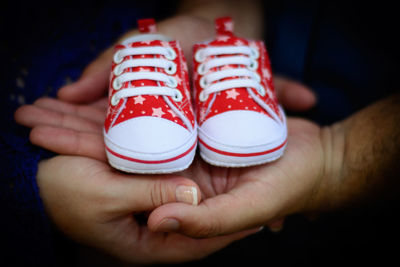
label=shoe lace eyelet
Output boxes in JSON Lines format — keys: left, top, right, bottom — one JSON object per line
{"left": 172, "top": 89, "right": 183, "bottom": 102}
{"left": 114, "top": 64, "right": 123, "bottom": 76}
{"left": 113, "top": 78, "right": 123, "bottom": 90}
{"left": 165, "top": 47, "right": 177, "bottom": 60}
{"left": 110, "top": 94, "right": 120, "bottom": 106}
{"left": 113, "top": 50, "right": 124, "bottom": 64}
{"left": 195, "top": 49, "right": 206, "bottom": 62}
{"left": 199, "top": 76, "right": 208, "bottom": 88}
{"left": 199, "top": 91, "right": 208, "bottom": 102}
{"left": 250, "top": 47, "right": 259, "bottom": 59}
{"left": 197, "top": 63, "right": 207, "bottom": 75}
{"left": 248, "top": 59, "right": 258, "bottom": 71}
{"left": 166, "top": 76, "right": 178, "bottom": 88}
{"left": 165, "top": 62, "right": 177, "bottom": 74}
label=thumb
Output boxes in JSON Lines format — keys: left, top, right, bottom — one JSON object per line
{"left": 57, "top": 48, "right": 113, "bottom": 103}
{"left": 148, "top": 190, "right": 269, "bottom": 238}
{"left": 274, "top": 76, "right": 317, "bottom": 111}
{"left": 112, "top": 174, "right": 201, "bottom": 213}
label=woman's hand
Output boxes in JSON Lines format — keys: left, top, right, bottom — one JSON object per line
{"left": 148, "top": 117, "right": 330, "bottom": 237}
{"left": 35, "top": 155, "right": 258, "bottom": 264}
{"left": 14, "top": 73, "right": 318, "bottom": 237}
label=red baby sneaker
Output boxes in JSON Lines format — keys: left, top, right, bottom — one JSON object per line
{"left": 104, "top": 18, "right": 197, "bottom": 173}
{"left": 193, "top": 17, "right": 287, "bottom": 167}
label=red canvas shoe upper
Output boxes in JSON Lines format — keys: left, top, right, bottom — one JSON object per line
{"left": 105, "top": 19, "right": 195, "bottom": 135}
{"left": 193, "top": 17, "right": 283, "bottom": 126}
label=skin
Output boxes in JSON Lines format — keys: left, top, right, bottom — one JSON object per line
{"left": 35, "top": 156, "right": 260, "bottom": 264}
{"left": 15, "top": 0, "right": 400, "bottom": 263}
{"left": 15, "top": 6, "right": 304, "bottom": 263}
{"left": 14, "top": 74, "right": 316, "bottom": 264}
{"left": 148, "top": 94, "right": 400, "bottom": 237}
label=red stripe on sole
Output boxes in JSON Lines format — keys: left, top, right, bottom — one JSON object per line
{"left": 199, "top": 138, "right": 287, "bottom": 157}
{"left": 106, "top": 141, "right": 197, "bottom": 164}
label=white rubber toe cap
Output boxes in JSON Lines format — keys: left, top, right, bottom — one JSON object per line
{"left": 200, "top": 110, "right": 284, "bottom": 147}
{"left": 106, "top": 116, "right": 191, "bottom": 153}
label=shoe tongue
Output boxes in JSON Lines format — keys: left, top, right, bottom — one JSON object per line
{"left": 119, "top": 18, "right": 171, "bottom": 106}
{"left": 210, "top": 16, "right": 249, "bottom": 46}
{"left": 215, "top": 16, "right": 234, "bottom": 36}
{"left": 121, "top": 18, "right": 171, "bottom": 46}
{"left": 121, "top": 34, "right": 171, "bottom": 46}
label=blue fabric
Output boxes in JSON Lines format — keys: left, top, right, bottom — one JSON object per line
{"left": 1, "top": 0, "right": 399, "bottom": 265}
{"left": 0, "top": 1, "right": 156, "bottom": 265}
{"left": 267, "top": 1, "right": 400, "bottom": 124}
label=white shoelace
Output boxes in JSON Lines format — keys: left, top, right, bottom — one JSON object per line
{"left": 111, "top": 46, "right": 181, "bottom": 106}
{"left": 195, "top": 45, "right": 282, "bottom": 123}
{"left": 195, "top": 45, "right": 265, "bottom": 101}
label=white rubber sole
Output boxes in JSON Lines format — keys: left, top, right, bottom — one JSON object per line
{"left": 104, "top": 128, "right": 197, "bottom": 174}
{"left": 198, "top": 127, "right": 287, "bottom": 168}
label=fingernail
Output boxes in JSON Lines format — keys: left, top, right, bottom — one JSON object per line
{"left": 270, "top": 225, "right": 283, "bottom": 233}
{"left": 176, "top": 185, "right": 198, "bottom": 205}
{"left": 156, "top": 218, "right": 180, "bottom": 232}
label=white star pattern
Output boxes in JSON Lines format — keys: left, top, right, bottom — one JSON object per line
{"left": 173, "top": 74, "right": 182, "bottom": 85}
{"left": 266, "top": 89, "right": 274, "bottom": 99}
{"left": 141, "top": 40, "right": 152, "bottom": 45}
{"left": 262, "top": 68, "right": 271, "bottom": 80}
{"left": 134, "top": 95, "right": 146, "bottom": 104}
{"left": 199, "top": 108, "right": 207, "bottom": 122}
{"left": 221, "top": 65, "right": 233, "bottom": 70}
{"left": 168, "top": 109, "right": 177, "bottom": 118}
{"left": 185, "top": 89, "right": 191, "bottom": 100}
{"left": 234, "top": 40, "right": 245, "bottom": 46}
{"left": 148, "top": 25, "right": 157, "bottom": 33}
{"left": 182, "top": 61, "right": 188, "bottom": 72}
{"left": 108, "top": 102, "right": 120, "bottom": 117}
{"left": 250, "top": 42, "right": 258, "bottom": 49}
{"left": 217, "top": 35, "right": 231, "bottom": 42}
{"left": 224, "top": 21, "right": 233, "bottom": 32}
{"left": 105, "top": 33, "right": 197, "bottom": 132}
{"left": 160, "top": 41, "right": 170, "bottom": 47}
{"left": 152, "top": 107, "right": 165, "bottom": 118}
{"left": 226, "top": 89, "right": 240, "bottom": 99}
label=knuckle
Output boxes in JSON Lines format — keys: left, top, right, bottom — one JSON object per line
{"left": 150, "top": 179, "right": 169, "bottom": 207}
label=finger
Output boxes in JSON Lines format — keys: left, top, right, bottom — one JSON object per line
{"left": 90, "top": 97, "right": 109, "bottom": 111}
{"left": 111, "top": 175, "right": 201, "bottom": 213}
{"left": 274, "top": 76, "right": 317, "bottom": 111}
{"left": 131, "top": 227, "right": 263, "bottom": 263}
{"left": 15, "top": 105, "right": 102, "bottom": 134}
{"left": 34, "top": 97, "right": 106, "bottom": 124}
{"left": 30, "top": 126, "right": 106, "bottom": 161}
{"left": 266, "top": 218, "right": 285, "bottom": 233}
{"left": 57, "top": 48, "right": 113, "bottom": 103}
{"left": 148, "top": 187, "right": 269, "bottom": 238}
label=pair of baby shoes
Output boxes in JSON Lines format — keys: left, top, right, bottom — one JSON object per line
{"left": 103, "top": 17, "right": 287, "bottom": 173}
